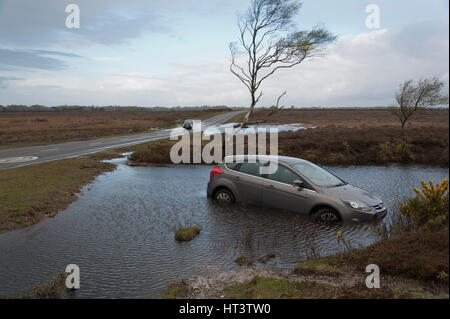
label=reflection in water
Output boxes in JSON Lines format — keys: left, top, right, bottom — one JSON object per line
{"left": 0, "top": 158, "right": 448, "bottom": 298}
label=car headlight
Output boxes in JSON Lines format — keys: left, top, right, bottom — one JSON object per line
{"left": 342, "top": 200, "right": 371, "bottom": 211}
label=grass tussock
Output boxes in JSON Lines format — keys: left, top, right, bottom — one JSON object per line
{"left": 2, "top": 273, "right": 67, "bottom": 299}
{"left": 127, "top": 140, "right": 174, "bottom": 165}
{"left": 0, "top": 158, "right": 115, "bottom": 233}
{"left": 258, "top": 253, "right": 276, "bottom": 263}
{"left": 175, "top": 227, "right": 201, "bottom": 242}
{"left": 294, "top": 258, "right": 345, "bottom": 276}
{"left": 159, "top": 282, "right": 190, "bottom": 299}
{"left": 235, "top": 256, "right": 253, "bottom": 266}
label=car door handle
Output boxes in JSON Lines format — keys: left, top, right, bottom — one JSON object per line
{"left": 267, "top": 184, "right": 275, "bottom": 189}
{"left": 234, "top": 176, "right": 240, "bottom": 181}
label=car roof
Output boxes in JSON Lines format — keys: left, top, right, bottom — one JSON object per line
{"left": 223, "top": 155, "right": 311, "bottom": 166}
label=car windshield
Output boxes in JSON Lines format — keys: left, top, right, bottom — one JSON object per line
{"left": 292, "top": 162, "right": 346, "bottom": 188}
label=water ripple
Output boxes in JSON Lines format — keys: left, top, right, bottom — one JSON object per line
{"left": 0, "top": 160, "right": 447, "bottom": 298}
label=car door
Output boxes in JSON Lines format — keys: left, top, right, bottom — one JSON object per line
{"left": 233, "top": 161, "right": 265, "bottom": 204}
{"left": 262, "top": 163, "right": 314, "bottom": 214}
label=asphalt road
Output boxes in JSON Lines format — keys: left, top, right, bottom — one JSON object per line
{"left": 0, "top": 111, "right": 242, "bottom": 170}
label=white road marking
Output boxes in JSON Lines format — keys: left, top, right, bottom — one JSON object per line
{"left": 0, "top": 156, "right": 38, "bottom": 164}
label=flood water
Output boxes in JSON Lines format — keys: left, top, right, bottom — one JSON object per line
{"left": 203, "top": 122, "right": 316, "bottom": 135}
{"left": 0, "top": 158, "right": 448, "bottom": 298}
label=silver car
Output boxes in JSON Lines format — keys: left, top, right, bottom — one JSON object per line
{"left": 183, "top": 119, "right": 194, "bottom": 130}
{"left": 207, "top": 155, "right": 387, "bottom": 222}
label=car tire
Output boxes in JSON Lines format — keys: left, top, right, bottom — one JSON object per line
{"left": 214, "top": 188, "right": 235, "bottom": 203}
{"left": 312, "top": 207, "right": 340, "bottom": 223}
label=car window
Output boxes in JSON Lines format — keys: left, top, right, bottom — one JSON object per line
{"left": 292, "top": 162, "right": 344, "bottom": 188}
{"left": 238, "top": 161, "right": 263, "bottom": 177}
{"left": 225, "top": 162, "right": 239, "bottom": 170}
{"left": 268, "top": 165, "right": 300, "bottom": 185}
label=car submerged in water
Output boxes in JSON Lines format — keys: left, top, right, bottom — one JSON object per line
{"left": 207, "top": 155, "right": 387, "bottom": 223}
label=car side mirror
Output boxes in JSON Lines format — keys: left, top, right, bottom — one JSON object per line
{"left": 293, "top": 180, "right": 306, "bottom": 189}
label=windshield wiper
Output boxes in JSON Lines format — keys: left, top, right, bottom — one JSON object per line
{"left": 334, "top": 182, "right": 347, "bottom": 187}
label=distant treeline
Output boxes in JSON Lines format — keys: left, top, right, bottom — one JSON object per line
{"left": 0, "top": 105, "right": 235, "bottom": 112}
{"left": 1, "top": 104, "right": 448, "bottom": 113}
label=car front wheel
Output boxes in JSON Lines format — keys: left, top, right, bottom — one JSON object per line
{"left": 313, "top": 207, "right": 340, "bottom": 222}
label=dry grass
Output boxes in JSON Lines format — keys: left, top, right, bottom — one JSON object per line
{"left": 277, "top": 125, "right": 449, "bottom": 166}
{"left": 250, "top": 108, "right": 449, "bottom": 128}
{"left": 125, "top": 109, "right": 448, "bottom": 167}
{"left": 304, "top": 229, "right": 449, "bottom": 285}
{"left": 223, "top": 277, "right": 420, "bottom": 299}
{"left": 0, "top": 109, "right": 228, "bottom": 148}
{"left": 127, "top": 127, "right": 448, "bottom": 167}
{"left": 256, "top": 108, "right": 449, "bottom": 166}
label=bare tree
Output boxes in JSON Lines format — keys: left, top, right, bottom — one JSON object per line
{"left": 267, "top": 90, "right": 287, "bottom": 116}
{"left": 391, "top": 77, "right": 449, "bottom": 161}
{"left": 230, "top": 0, "right": 336, "bottom": 128}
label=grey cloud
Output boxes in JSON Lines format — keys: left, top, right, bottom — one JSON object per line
{"left": 0, "top": 49, "right": 81, "bottom": 70}
{"left": 386, "top": 20, "right": 449, "bottom": 59}
{"left": 0, "top": 0, "right": 176, "bottom": 47}
{"left": 76, "top": 12, "right": 170, "bottom": 45}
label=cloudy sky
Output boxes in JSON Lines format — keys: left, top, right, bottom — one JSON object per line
{"left": 0, "top": 0, "right": 448, "bottom": 107}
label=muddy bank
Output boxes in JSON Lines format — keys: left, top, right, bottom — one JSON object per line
{"left": 161, "top": 265, "right": 445, "bottom": 299}
{"left": 0, "top": 156, "right": 117, "bottom": 233}
{"left": 161, "top": 230, "right": 449, "bottom": 299}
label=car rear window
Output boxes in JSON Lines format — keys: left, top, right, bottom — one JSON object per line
{"left": 238, "top": 162, "right": 264, "bottom": 177}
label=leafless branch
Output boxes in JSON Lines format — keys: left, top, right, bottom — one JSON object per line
{"left": 268, "top": 90, "right": 287, "bottom": 116}
{"left": 229, "top": 0, "right": 337, "bottom": 129}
